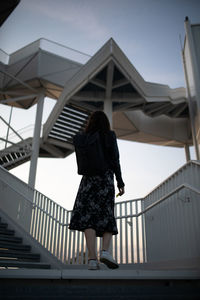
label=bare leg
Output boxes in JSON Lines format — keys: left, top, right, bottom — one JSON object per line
{"left": 102, "top": 232, "right": 112, "bottom": 251}
{"left": 84, "top": 228, "right": 97, "bottom": 260}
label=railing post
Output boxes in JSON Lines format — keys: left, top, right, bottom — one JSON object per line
{"left": 28, "top": 94, "right": 44, "bottom": 190}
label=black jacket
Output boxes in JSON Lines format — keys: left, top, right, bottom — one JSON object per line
{"left": 74, "top": 130, "right": 124, "bottom": 189}
{"left": 101, "top": 130, "right": 124, "bottom": 189}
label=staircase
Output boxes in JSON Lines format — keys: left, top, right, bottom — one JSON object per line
{"left": 0, "top": 216, "right": 51, "bottom": 270}
{"left": 0, "top": 104, "right": 91, "bottom": 170}
{"left": 0, "top": 273, "right": 200, "bottom": 299}
{"left": 0, "top": 138, "right": 32, "bottom": 170}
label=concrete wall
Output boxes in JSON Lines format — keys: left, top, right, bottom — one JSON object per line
{"left": 144, "top": 161, "right": 200, "bottom": 262}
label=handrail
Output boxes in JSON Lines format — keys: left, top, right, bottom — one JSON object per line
{"left": 1, "top": 162, "right": 200, "bottom": 225}
{"left": 2, "top": 38, "right": 92, "bottom": 59}
{"left": 41, "top": 38, "right": 92, "bottom": 58}
{"left": 116, "top": 183, "right": 200, "bottom": 220}
{"left": 2, "top": 174, "right": 198, "bottom": 226}
{"left": 142, "top": 160, "right": 200, "bottom": 199}
{"left": 0, "top": 165, "right": 69, "bottom": 212}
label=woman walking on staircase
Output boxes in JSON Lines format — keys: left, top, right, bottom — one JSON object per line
{"left": 69, "top": 111, "right": 125, "bottom": 270}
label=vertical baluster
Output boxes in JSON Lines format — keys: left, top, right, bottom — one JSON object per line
{"left": 57, "top": 206, "right": 62, "bottom": 260}
{"left": 60, "top": 208, "right": 65, "bottom": 263}
{"left": 114, "top": 203, "right": 118, "bottom": 262}
{"left": 47, "top": 200, "right": 53, "bottom": 252}
{"left": 34, "top": 191, "right": 40, "bottom": 241}
{"left": 141, "top": 200, "right": 147, "bottom": 263}
{"left": 80, "top": 232, "right": 85, "bottom": 264}
{"left": 67, "top": 213, "right": 72, "bottom": 264}
{"left": 72, "top": 231, "right": 76, "bottom": 264}
{"left": 53, "top": 204, "right": 58, "bottom": 256}
{"left": 37, "top": 193, "right": 43, "bottom": 243}
{"left": 50, "top": 202, "right": 55, "bottom": 254}
{"left": 130, "top": 201, "right": 134, "bottom": 264}
{"left": 39, "top": 195, "right": 45, "bottom": 246}
{"left": 119, "top": 203, "right": 123, "bottom": 264}
{"left": 64, "top": 211, "right": 69, "bottom": 264}
{"left": 76, "top": 230, "right": 80, "bottom": 264}
{"left": 136, "top": 200, "right": 140, "bottom": 263}
{"left": 125, "top": 201, "right": 128, "bottom": 264}
{"left": 45, "top": 198, "right": 50, "bottom": 250}
{"left": 32, "top": 191, "right": 37, "bottom": 239}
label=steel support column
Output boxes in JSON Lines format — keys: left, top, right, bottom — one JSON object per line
{"left": 28, "top": 94, "right": 44, "bottom": 189}
{"left": 104, "top": 98, "right": 113, "bottom": 128}
{"left": 104, "top": 61, "right": 114, "bottom": 128}
{"left": 183, "top": 17, "right": 200, "bottom": 160}
{"left": 184, "top": 144, "right": 191, "bottom": 162}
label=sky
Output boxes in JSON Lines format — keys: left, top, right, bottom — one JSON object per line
{"left": 0, "top": 0, "right": 200, "bottom": 210}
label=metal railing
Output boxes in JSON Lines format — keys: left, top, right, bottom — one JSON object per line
{"left": 0, "top": 123, "right": 35, "bottom": 169}
{"left": 0, "top": 161, "right": 200, "bottom": 266}
{"left": 30, "top": 191, "right": 145, "bottom": 265}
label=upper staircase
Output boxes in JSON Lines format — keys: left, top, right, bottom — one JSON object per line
{"left": 0, "top": 103, "right": 91, "bottom": 170}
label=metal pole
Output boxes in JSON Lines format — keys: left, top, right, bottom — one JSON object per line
{"left": 184, "top": 144, "right": 191, "bottom": 162}
{"left": 28, "top": 94, "right": 44, "bottom": 189}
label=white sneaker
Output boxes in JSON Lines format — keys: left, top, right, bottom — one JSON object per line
{"left": 88, "top": 259, "right": 99, "bottom": 270}
{"left": 100, "top": 250, "right": 119, "bottom": 269}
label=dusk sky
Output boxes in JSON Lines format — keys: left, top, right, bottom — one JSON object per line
{"left": 0, "top": 0, "right": 200, "bottom": 210}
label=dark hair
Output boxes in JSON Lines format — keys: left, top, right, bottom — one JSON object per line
{"left": 85, "top": 111, "right": 110, "bottom": 133}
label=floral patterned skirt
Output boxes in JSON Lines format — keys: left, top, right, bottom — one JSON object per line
{"left": 69, "top": 169, "right": 118, "bottom": 237}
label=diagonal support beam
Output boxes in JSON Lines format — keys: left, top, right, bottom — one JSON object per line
{"left": 0, "top": 115, "right": 23, "bottom": 141}
{"left": 105, "top": 61, "right": 114, "bottom": 99}
{"left": 0, "top": 69, "right": 38, "bottom": 93}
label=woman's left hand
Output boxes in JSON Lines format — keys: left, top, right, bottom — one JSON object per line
{"left": 118, "top": 186, "right": 125, "bottom": 196}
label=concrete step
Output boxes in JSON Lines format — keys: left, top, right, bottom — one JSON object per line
{"left": 0, "top": 278, "right": 199, "bottom": 299}
{"left": 0, "top": 241, "right": 31, "bottom": 251}
{"left": 0, "top": 249, "right": 40, "bottom": 262}
{"left": 0, "top": 228, "right": 15, "bottom": 236}
{"left": 0, "top": 260, "right": 51, "bottom": 269}
{"left": 0, "top": 235, "right": 22, "bottom": 243}
{"left": 0, "top": 222, "right": 8, "bottom": 229}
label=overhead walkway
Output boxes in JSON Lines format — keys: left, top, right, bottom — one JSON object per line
{"left": 0, "top": 38, "right": 192, "bottom": 170}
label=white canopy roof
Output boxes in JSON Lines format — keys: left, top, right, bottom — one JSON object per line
{"left": 0, "top": 38, "right": 192, "bottom": 153}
